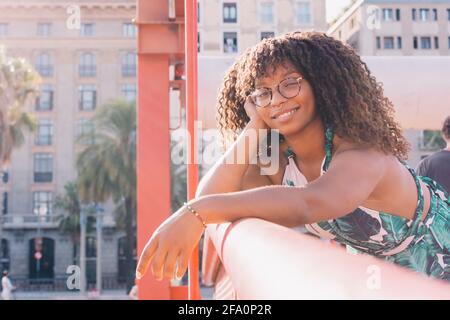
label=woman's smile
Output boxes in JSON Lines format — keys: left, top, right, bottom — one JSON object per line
{"left": 271, "top": 106, "right": 301, "bottom": 123}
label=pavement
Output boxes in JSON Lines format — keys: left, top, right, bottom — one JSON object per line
{"left": 10, "top": 286, "right": 214, "bottom": 300}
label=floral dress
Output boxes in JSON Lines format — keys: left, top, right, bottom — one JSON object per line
{"left": 282, "top": 126, "right": 450, "bottom": 281}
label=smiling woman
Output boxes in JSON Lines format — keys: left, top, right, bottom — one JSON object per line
{"left": 136, "top": 31, "right": 450, "bottom": 284}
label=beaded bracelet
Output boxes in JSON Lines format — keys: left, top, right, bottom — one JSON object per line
{"left": 183, "top": 202, "right": 207, "bottom": 228}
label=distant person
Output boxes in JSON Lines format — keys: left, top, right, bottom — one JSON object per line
{"left": 128, "top": 280, "right": 138, "bottom": 300}
{"left": 416, "top": 115, "right": 450, "bottom": 194}
{"left": 1, "top": 270, "right": 16, "bottom": 300}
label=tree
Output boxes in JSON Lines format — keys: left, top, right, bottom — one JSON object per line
{"left": 76, "top": 99, "right": 136, "bottom": 292}
{"left": 54, "top": 181, "right": 95, "bottom": 265}
{"left": 0, "top": 47, "right": 39, "bottom": 165}
{"left": 0, "top": 47, "right": 39, "bottom": 248}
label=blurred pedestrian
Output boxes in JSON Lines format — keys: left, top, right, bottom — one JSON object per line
{"left": 128, "top": 279, "right": 138, "bottom": 300}
{"left": 417, "top": 115, "right": 450, "bottom": 193}
{"left": 1, "top": 270, "right": 16, "bottom": 300}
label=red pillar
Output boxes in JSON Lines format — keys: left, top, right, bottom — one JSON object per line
{"left": 136, "top": 0, "right": 187, "bottom": 300}
{"left": 137, "top": 54, "right": 171, "bottom": 299}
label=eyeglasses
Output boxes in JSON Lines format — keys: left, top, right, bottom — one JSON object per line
{"left": 250, "top": 76, "right": 303, "bottom": 108}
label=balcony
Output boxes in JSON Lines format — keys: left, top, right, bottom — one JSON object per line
{"left": 202, "top": 218, "right": 450, "bottom": 299}
{"left": 79, "top": 65, "right": 97, "bottom": 77}
{"left": 1, "top": 213, "right": 116, "bottom": 229}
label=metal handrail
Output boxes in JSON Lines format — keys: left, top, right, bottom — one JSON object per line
{"left": 203, "top": 218, "right": 450, "bottom": 299}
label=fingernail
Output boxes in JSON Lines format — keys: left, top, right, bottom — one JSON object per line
{"left": 136, "top": 271, "right": 142, "bottom": 279}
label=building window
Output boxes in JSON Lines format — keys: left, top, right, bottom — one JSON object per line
{"left": 198, "top": 1, "right": 201, "bottom": 24}
{"left": 223, "top": 32, "right": 237, "bottom": 53}
{"left": 397, "top": 36, "right": 402, "bottom": 49}
{"left": 80, "top": 23, "right": 95, "bottom": 36}
{"left": 0, "top": 239, "right": 10, "bottom": 272}
{"left": 412, "top": 8, "right": 417, "bottom": 21}
{"left": 76, "top": 118, "right": 95, "bottom": 145}
{"left": 37, "top": 22, "right": 51, "bottom": 37}
{"left": 376, "top": 36, "right": 381, "bottom": 49}
{"left": 382, "top": 8, "right": 393, "bottom": 21}
{"left": 448, "top": 36, "right": 450, "bottom": 49}
{"left": 198, "top": 32, "right": 201, "bottom": 52}
{"left": 260, "top": 31, "right": 275, "bottom": 40}
{"left": 79, "top": 85, "right": 97, "bottom": 111}
{"left": 36, "top": 84, "right": 54, "bottom": 111}
{"left": 350, "top": 18, "right": 355, "bottom": 29}
{"left": 295, "top": 2, "right": 311, "bottom": 24}
{"left": 383, "top": 37, "right": 394, "bottom": 49}
{"left": 35, "top": 53, "right": 53, "bottom": 77}
{"left": 413, "top": 36, "right": 418, "bottom": 49}
{"left": 121, "top": 83, "right": 136, "bottom": 102}
{"left": 122, "top": 52, "right": 137, "bottom": 77}
{"left": 419, "top": 8, "right": 429, "bottom": 21}
{"left": 434, "top": 36, "right": 439, "bottom": 49}
{"left": 33, "top": 153, "right": 53, "bottom": 183}
{"left": 35, "top": 119, "right": 53, "bottom": 146}
{"left": 122, "top": 22, "right": 136, "bottom": 37}
{"left": 447, "top": 9, "right": 450, "bottom": 21}
{"left": 33, "top": 191, "right": 53, "bottom": 215}
{"left": 0, "top": 23, "right": 8, "bottom": 36}
{"left": 1, "top": 171, "right": 9, "bottom": 184}
{"left": 260, "top": 1, "right": 274, "bottom": 24}
{"left": 396, "top": 8, "right": 401, "bottom": 21}
{"left": 79, "top": 52, "right": 96, "bottom": 77}
{"left": 2, "top": 192, "right": 8, "bottom": 215}
{"left": 421, "top": 36, "right": 432, "bottom": 49}
{"left": 432, "top": 8, "right": 438, "bottom": 21}
{"left": 223, "top": 2, "right": 237, "bottom": 23}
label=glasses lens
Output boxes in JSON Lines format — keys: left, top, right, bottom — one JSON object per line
{"left": 252, "top": 89, "right": 271, "bottom": 108}
{"left": 279, "top": 78, "right": 300, "bottom": 98}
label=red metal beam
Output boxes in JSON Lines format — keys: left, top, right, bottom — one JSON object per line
{"left": 185, "top": 0, "right": 201, "bottom": 300}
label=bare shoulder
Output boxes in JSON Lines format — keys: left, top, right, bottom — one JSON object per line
{"left": 330, "top": 140, "right": 391, "bottom": 180}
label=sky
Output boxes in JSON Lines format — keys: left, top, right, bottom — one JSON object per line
{"left": 326, "top": 0, "right": 354, "bottom": 23}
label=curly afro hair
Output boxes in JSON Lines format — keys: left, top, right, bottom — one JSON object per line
{"left": 216, "top": 31, "right": 410, "bottom": 160}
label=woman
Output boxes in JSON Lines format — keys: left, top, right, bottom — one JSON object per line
{"left": 136, "top": 32, "right": 450, "bottom": 283}
{"left": 1, "top": 270, "right": 16, "bottom": 300}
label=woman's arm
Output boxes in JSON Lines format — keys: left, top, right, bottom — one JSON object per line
{"left": 136, "top": 148, "right": 387, "bottom": 280}
{"left": 196, "top": 118, "right": 271, "bottom": 196}
{"left": 196, "top": 147, "right": 387, "bottom": 227}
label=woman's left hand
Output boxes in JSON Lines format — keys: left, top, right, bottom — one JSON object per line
{"left": 135, "top": 203, "right": 206, "bottom": 281}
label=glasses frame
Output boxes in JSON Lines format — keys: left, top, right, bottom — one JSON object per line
{"left": 250, "top": 76, "right": 304, "bottom": 108}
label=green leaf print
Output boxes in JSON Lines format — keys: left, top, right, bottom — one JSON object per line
{"left": 429, "top": 204, "right": 450, "bottom": 251}
{"left": 334, "top": 208, "right": 381, "bottom": 242}
{"left": 380, "top": 213, "right": 410, "bottom": 244}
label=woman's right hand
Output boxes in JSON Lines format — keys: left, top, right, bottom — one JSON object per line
{"left": 244, "top": 96, "right": 268, "bottom": 129}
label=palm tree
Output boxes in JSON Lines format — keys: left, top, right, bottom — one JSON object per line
{"left": 76, "top": 99, "right": 136, "bottom": 292}
{"left": 54, "top": 181, "right": 95, "bottom": 265}
{"left": 0, "top": 47, "right": 39, "bottom": 165}
{"left": 0, "top": 47, "right": 39, "bottom": 248}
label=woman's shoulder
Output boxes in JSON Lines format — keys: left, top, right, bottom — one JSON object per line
{"left": 332, "top": 138, "right": 394, "bottom": 170}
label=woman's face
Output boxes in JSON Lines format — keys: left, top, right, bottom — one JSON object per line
{"left": 253, "top": 61, "right": 318, "bottom": 136}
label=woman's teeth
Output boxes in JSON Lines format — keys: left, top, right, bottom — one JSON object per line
{"left": 273, "top": 107, "right": 300, "bottom": 120}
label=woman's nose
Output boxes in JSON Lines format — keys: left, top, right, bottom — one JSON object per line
{"left": 270, "top": 88, "right": 289, "bottom": 108}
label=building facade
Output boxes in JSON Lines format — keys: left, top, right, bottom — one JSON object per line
{"left": 0, "top": 0, "right": 136, "bottom": 288}
{"left": 197, "top": 0, "right": 327, "bottom": 55}
{"left": 327, "top": 0, "right": 450, "bottom": 164}
{"left": 328, "top": 0, "right": 450, "bottom": 56}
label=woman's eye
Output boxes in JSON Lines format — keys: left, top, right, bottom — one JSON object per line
{"left": 283, "top": 81, "right": 297, "bottom": 88}
{"left": 256, "top": 91, "right": 270, "bottom": 98}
